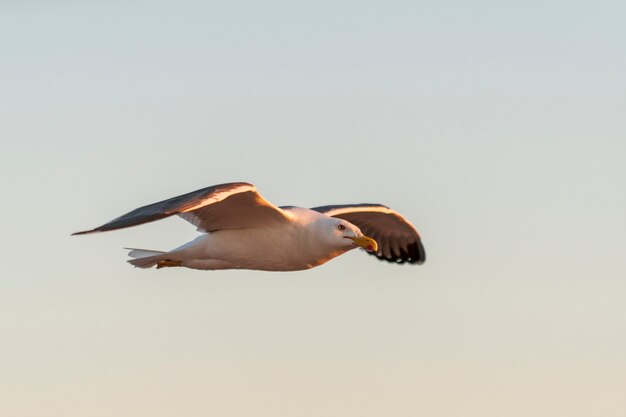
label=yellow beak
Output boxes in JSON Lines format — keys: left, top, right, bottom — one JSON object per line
{"left": 350, "top": 235, "right": 378, "bottom": 252}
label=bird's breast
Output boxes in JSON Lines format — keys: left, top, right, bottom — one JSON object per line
{"left": 194, "top": 226, "right": 344, "bottom": 271}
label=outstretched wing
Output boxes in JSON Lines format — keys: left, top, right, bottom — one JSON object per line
{"left": 73, "top": 182, "right": 292, "bottom": 235}
{"left": 311, "top": 204, "right": 425, "bottom": 264}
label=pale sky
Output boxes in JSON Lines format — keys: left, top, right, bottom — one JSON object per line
{"left": 1, "top": 1, "right": 625, "bottom": 416}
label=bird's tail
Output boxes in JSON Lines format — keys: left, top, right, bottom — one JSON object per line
{"left": 125, "top": 248, "right": 170, "bottom": 269}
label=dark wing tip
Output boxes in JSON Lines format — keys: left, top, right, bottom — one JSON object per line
{"left": 406, "top": 239, "right": 426, "bottom": 264}
{"left": 371, "top": 238, "right": 426, "bottom": 265}
{"left": 72, "top": 228, "right": 99, "bottom": 236}
{"left": 415, "top": 240, "right": 427, "bottom": 264}
{"left": 72, "top": 225, "right": 111, "bottom": 235}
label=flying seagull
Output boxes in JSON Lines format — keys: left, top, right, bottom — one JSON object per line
{"left": 73, "top": 182, "right": 425, "bottom": 271}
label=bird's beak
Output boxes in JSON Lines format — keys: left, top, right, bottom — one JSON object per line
{"left": 350, "top": 235, "right": 378, "bottom": 252}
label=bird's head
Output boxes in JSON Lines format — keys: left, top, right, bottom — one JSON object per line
{"left": 323, "top": 218, "right": 378, "bottom": 253}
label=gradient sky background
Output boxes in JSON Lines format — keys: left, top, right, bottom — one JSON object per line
{"left": 2, "top": 1, "right": 625, "bottom": 416}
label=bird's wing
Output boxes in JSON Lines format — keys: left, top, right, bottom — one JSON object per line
{"left": 311, "top": 204, "right": 425, "bottom": 264}
{"left": 73, "top": 182, "right": 292, "bottom": 235}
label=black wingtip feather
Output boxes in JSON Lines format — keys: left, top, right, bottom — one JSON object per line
{"left": 369, "top": 238, "right": 426, "bottom": 265}
{"left": 71, "top": 229, "right": 96, "bottom": 236}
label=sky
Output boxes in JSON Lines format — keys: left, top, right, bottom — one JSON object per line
{"left": 1, "top": 1, "right": 625, "bottom": 416}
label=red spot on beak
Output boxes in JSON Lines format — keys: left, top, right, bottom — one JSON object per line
{"left": 366, "top": 245, "right": 374, "bottom": 252}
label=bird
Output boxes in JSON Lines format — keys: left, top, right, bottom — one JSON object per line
{"left": 73, "top": 182, "right": 425, "bottom": 271}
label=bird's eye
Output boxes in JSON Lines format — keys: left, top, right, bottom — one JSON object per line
{"left": 337, "top": 224, "right": 346, "bottom": 231}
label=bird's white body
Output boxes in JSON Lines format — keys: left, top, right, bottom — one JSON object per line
{"left": 129, "top": 208, "right": 355, "bottom": 271}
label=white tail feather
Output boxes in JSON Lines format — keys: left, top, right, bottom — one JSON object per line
{"left": 126, "top": 248, "right": 165, "bottom": 259}
{"left": 125, "top": 248, "right": 167, "bottom": 269}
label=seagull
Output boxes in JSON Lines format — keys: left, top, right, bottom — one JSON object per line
{"left": 73, "top": 182, "right": 425, "bottom": 271}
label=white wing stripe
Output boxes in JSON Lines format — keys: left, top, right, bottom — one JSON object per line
{"left": 322, "top": 205, "right": 395, "bottom": 217}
